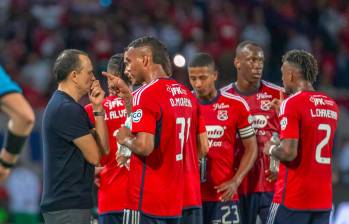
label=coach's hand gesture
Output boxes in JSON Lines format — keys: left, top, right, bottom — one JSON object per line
{"left": 89, "top": 78, "right": 105, "bottom": 108}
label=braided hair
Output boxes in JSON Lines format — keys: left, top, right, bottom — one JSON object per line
{"left": 127, "top": 36, "right": 172, "bottom": 76}
{"left": 282, "top": 50, "right": 319, "bottom": 84}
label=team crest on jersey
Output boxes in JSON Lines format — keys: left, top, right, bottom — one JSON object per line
{"left": 213, "top": 103, "right": 229, "bottom": 110}
{"left": 260, "top": 100, "right": 271, "bottom": 111}
{"left": 280, "top": 117, "right": 287, "bottom": 130}
{"left": 132, "top": 109, "right": 143, "bottom": 123}
{"left": 217, "top": 110, "right": 228, "bottom": 121}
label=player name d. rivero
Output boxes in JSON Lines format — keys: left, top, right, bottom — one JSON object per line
{"left": 169, "top": 97, "right": 192, "bottom": 107}
{"left": 310, "top": 109, "right": 337, "bottom": 119}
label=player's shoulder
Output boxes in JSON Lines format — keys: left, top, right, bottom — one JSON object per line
{"left": 0, "top": 65, "right": 11, "bottom": 79}
{"left": 261, "top": 80, "right": 285, "bottom": 94}
{"left": 220, "top": 90, "right": 250, "bottom": 110}
{"left": 308, "top": 91, "right": 339, "bottom": 110}
{"left": 220, "top": 82, "right": 234, "bottom": 93}
{"left": 132, "top": 79, "right": 161, "bottom": 106}
{"left": 279, "top": 91, "right": 303, "bottom": 115}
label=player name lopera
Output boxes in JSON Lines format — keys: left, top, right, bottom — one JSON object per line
{"left": 310, "top": 109, "right": 337, "bottom": 120}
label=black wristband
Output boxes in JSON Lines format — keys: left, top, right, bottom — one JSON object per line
{"left": 93, "top": 111, "right": 105, "bottom": 117}
{"left": 0, "top": 157, "right": 14, "bottom": 169}
{"left": 3, "top": 130, "right": 28, "bottom": 155}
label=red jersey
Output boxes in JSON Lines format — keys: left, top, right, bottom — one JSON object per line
{"left": 273, "top": 91, "right": 338, "bottom": 210}
{"left": 183, "top": 95, "right": 206, "bottom": 209}
{"left": 128, "top": 78, "right": 196, "bottom": 217}
{"left": 200, "top": 91, "right": 255, "bottom": 202}
{"left": 221, "top": 80, "right": 284, "bottom": 194}
{"left": 84, "top": 96, "right": 128, "bottom": 214}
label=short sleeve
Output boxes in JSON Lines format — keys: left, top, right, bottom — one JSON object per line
{"left": 196, "top": 101, "right": 206, "bottom": 134}
{"left": 84, "top": 103, "right": 95, "bottom": 126}
{"left": 131, "top": 90, "right": 159, "bottom": 135}
{"left": 0, "top": 65, "right": 22, "bottom": 96}
{"left": 55, "top": 102, "right": 92, "bottom": 142}
{"left": 279, "top": 99, "right": 299, "bottom": 140}
{"left": 237, "top": 99, "right": 255, "bottom": 139}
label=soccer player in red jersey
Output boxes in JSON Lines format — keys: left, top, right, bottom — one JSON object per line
{"left": 263, "top": 50, "right": 338, "bottom": 224}
{"left": 221, "top": 41, "right": 284, "bottom": 224}
{"left": 180, "top": 89, "right": 209, "bottom": 224}
{"left": 189, "top": 53, "right": 258, "bottom": 224}
{"left": 105, "top": 36, "right": 202, "bottom": 224}
{"left": 85, "top": 54, "right": 129, "bottom": 224}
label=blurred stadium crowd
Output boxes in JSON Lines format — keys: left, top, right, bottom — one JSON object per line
{"left": 0, "top": 0, "right": 349, "bottom": 223}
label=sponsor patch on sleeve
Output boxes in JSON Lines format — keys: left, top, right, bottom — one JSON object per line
{"left": 248, "top": 115, "right": 254, "bottom": 124}
{"left": 280, "top": 117, "right": 288, "bottom": 130}
{"left": 132, "top": 109, "right": 143, "bottom": 123}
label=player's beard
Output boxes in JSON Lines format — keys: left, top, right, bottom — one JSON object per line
{"left": 284, "top": 86, "right": 294, "bottom": 95}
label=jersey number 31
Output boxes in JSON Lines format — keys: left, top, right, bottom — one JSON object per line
{"left": 176, "top": 117, "right": 191, "bottom": 161}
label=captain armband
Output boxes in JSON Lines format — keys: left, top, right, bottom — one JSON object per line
{"left": 238, "top": 125, "right": 255, "bottom": 139}
{"left": 3, "top": 130, "right": 28, "bottom": 155}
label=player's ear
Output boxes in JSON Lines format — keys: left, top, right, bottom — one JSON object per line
{"left": 141, "top": 47, "right": 151, "bottom": 67}
{"left": 290, "top": 68, "right": 298, "bottom": 83}
{"left": 213, "top": 70, "right": 218, "bottom": 81}
{"left": 70, "top": 70, "right": 78, "bottom": 84}
{"left": 143, "top": 54, "right": 150, "bottom": 67}
{"left": 234, "top": 58, "right": 240, "bottom": 70}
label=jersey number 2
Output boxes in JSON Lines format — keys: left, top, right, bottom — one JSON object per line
{"left": 176, "top": 117, "right": 191, "bottom": 161}
{"left": 315, "top": 124, "right": 331, "bottom": 164}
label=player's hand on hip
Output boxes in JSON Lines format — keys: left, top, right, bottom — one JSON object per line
{"left": 116, "top": 126, "right": 132, "bottom": 145}
{"left": 0, "top": 165, "right": 10, "bottom": 182}
{"left": 215, "top": 179, "right": 239, "bottom": 202}
{"left": 89, "top": 79, "right": 105, "bottom": 107}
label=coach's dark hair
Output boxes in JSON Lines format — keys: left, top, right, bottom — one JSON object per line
{"left": 107, "top": 53, "right": 129, "bottom": 84}
{"left": 189, "top": 53, "right": 216, "bottom": 70}
{"left": 53, "top": 49, "right": 88, "bottom": 83}
{"left": 235, "top": 40, "right": 262, "bottom": 56}
{"left": 127, "top": 36, "right": 172, "bottom": 76}
{"left": 282, "top": 50, "right": 318, "bottom": 84}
